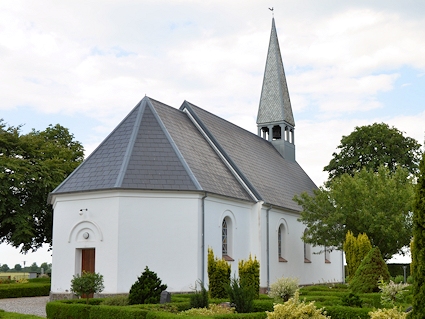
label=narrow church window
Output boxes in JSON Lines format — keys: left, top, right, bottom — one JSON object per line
{"left": 222, "top": 217, "right": 234, "bottom": 261}
{"left": 304, "top": 229, "right": 311, "bottom": 263}
{"left": 278, "top": 224, "right": 287, "bottom": 262}
{"left": 325, "top": 246, "right": 331, "bottom": 263}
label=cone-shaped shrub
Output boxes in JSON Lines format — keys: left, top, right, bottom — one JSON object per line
{"left": 350, "top": 247, "right": 390, "bottom": 293}
{"left": 207, "top": 248, "right": 230, "bottom": 298}
{"left": 238, "top": 255, "right": 260, "bottom": 299}
{"left": 410, "top": 153, "right": 425, "bottom": 319}
{"left": 128, "top": 266, "right": 167, "bottom": 305}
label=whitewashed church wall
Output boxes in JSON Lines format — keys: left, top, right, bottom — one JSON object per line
{"left": 50, "top": 191, "right": 120, "bottom": 294}
{"left": 116, "top": 191, "right": 200, "bottom": 292}
{"left": 203, "top": 196, "right": 255, "bottom": 282}
{"left": 267, "top": 208, "right": 344, "bottom": 286}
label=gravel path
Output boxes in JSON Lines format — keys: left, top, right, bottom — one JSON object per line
{"left": 0, "top": 296, "right": 48, "bottom": 318}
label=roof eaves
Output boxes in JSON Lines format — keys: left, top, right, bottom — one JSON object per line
{"left": 148, "top": 99, "right": 203, "bottom": 190}
{"left": 180, "top": 101, "right": 262, "bottom": 202}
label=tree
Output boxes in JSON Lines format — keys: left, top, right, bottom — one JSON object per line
{"left": 324, "top": 123, "right": 422, "bottom": 181}
{"left": 29, "top": 262, "right": 39, "bottom": 272}
{"left": 411, "top": 153, "right": 425, "bottom": 318}
{"left": 294, "top": 166, "right": 414, "bottom": 259}
{"left": 40, "top": 262, "right": 50, "bottom": 273}
{"left": 343, "top": 231, "right": 372, "bottom": 280}
{"left": 70, "top": 271, "right": 104, "bottom": 304}
{"left": 128, "top": 266, "right": 167, "bottom": 305}
{"left": 14, "top": 264, "right": 22, "bottom": 271}
{"left": 0, "top": 264, "right": 10, "bottom": 272}
{"left": 0, "top": 120, "right": 84, "bottom": 252}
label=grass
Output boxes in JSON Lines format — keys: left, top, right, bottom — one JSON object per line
{"left": 0, "top": 309, "right": 44, "bottom": 319}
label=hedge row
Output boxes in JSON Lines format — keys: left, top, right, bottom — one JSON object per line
{"left": 0, "top": 283, "right": 51, "bottom": 299}
{"left": 323, "top": 306, "right": 372, "bottom": 319}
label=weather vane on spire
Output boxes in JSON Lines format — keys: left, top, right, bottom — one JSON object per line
{"left": 268, "top": 7, "right": 274, "bottom": 17}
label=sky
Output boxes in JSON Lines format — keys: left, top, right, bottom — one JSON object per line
{"left": 1, "top": 0, "right": 424, "bottom": 268}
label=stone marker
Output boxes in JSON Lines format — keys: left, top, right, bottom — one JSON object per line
{"left": 160, "top": 291, "right": 171, "bottom": 304}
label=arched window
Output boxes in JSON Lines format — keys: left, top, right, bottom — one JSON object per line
{"left": 304, "top": 229, "right": 311, "bottom": 263}
{"left": 222, "top": 217, "right": 234, "bottom": 261}
{"left": 278, "top": 224, "right": 287, "bottom": 262}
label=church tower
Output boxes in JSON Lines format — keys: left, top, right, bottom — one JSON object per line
{"left": 257, "top": 18, "right": 295, "bottom": 161}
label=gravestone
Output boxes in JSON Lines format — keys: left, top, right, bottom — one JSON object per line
{"left": 160, "top": 291, "right": 171, "bottom": 304}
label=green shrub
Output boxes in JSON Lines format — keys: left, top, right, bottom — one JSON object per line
{"left": 100, "top": 295, "right": 129, "bottom": 306}
{"left": 238, "top": 255, "right": 260, "bottom": 299}
{"left": 369, "top": 307, "right": 407, "bottom": 319}
{"left": 128, "top": 266, "right": 167, "bottom": 305}
{"left": 70, "top": 271, "right": 104, "bottom": 304}
{"left": 190, "top": 280, "right": 209, "bottom": 309}
{"left": 266, "top": 291, "right": 329, "bottom": 319}
{"left": 268, "top": 276, "right": 299, "bottom": 302}
{"left": 378, "top": 278, "right": 409, "bottom": 307}
{"left": 350, "top": 247, "right": 390, "bottom": 293}
{"left": 178, "top": 303, "right": 235, "bottom": 316}
{"left": 226, "top": 276, "right": 255, "bottom": 313}
{"left": 324, "top": 306, "right": 371, "bottom": 319}
{"left": 90, "top": 305, "right": 148, "bottom": 319}
{"left": 394, "top": 275, "right": 405, "bottom": 284}
{"left": 207, "top": 248, "right": 231, "bottom": 299}
{"left": 341, "top": 292, "right": 362, "bottom": 307}
{"left": 46, "top": 301, "right": 92, "bottom": 319}
{"left": 0, "top": 282, "right": 50, "bottom": 299}
{"left": 252, "top": 299, "right": 274, "bottom": 312}
{"left": 343, "top": 231, "right": 372, "bottom": 281}
{"left": 407, "top": 276, "right": 414, "bottom": 284}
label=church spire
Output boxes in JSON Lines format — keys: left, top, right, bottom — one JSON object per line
{"left": 257, "top": 18, "right": 296, "bottom": 161}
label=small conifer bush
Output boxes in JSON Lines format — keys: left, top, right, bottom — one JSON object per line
{"left": 226, "top": 276, "right": 256, "bottom": 313}
{"left": 207, "top": 248, "right": 230, "bottom": 298}
{"left": 190, "top": 280, "right": 209, "bottom": 309}
{"left": 128, "top": 266, "right": 167, "bottom": 305}
{"left": 350, "top": 247, "right": 390, "bottom": 293}
{"left": 239, "top": 255, "right": 260, "bottom": 299}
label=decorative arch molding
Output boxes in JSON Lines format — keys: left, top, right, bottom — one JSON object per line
{"left": 275, "top": 218, "right": 289, "bottom": 234}
{"left": 218, "top": 210, "right": 237, "bottom": 229}
{"left": 68, "top": 220, "right": 104, "bottom": 243}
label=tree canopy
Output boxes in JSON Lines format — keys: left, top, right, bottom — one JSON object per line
{"left": 324, "top": 123, "right": 422, "bottom": 181}
{"left": 0, "top": 120, "right": 84, "bottom": 252}
{"left": 294, "top": 166, "right": 414, "bottom": 260}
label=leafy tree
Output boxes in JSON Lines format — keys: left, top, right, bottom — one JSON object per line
{"left": 410, "top": 153, "right": 425, "bottom": 319}
{"left": 0, "top": 120, "right": 84, "bottom": 252}
{"left": 324, "top": 123, "right": 422, "bottom": 181}
{"left": 14, "top": 264, "right": 22, "bottom": 271}
{"left": 294, "top": 166, "right": 414, "bottom": 259}
{"left": 40, "top": 262, "right": 50, "bottom": 273}
{"left": 29, "top": 262, "right": 39, "bottom": 272}
{"left": 70, "top": 271, "right": 104, "bottom": 304}
{"left": 128, "top": 266, "right": 167, "bottom": 305}
{"left": 0, "top": 264, "right": 10, "bottom": 272}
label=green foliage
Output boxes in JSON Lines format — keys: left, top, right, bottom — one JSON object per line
{"left": 70, "top": 271, "right": 104, "bottom": 304}
{"left": 341, "top": 292, "right": 362, "bottom": 307}
{"left": 190, "top": 280, "right": 209, "bottom": 309}
{"left": 45, "top": 301, "right": 92, "bottom": 319}
{"left": 324, "top": 122, "right": 422, "bottom": 181}
{"left": 238, "top": 255, "right": 260, "bottom": 299}
{"left": 407, "top": 276, "right": 414, "bottom": 284}
{"left": 100, "top": 295, "right": 129, "bottom": 306}
{"left": 0, "top": 311, "right": 45, "bottom": 319}
{"left": 89, "top": 305, "right": 149, "bottom": 319}
{"left": 178, "top": 304, "right": 235, "bottom": 316}
{"left": 266, "top": 291, "right": 329, "bottom": 319}
{"left": 268, "top": 276, "right": 299, "bottom": 302}
{"left": 410, "top": 153, "right": 425, "bottom": 319}
{"left": 0, "top": 120, "right": 84, "bottom": 252}
{"left": 207, "top": 248, "right": 231, "bottom": 299}
{"left": 393, "top": 275, "right": 405, "bottom": 284}
{"left": 128, "top": 266, "right": 167, "bottom": 305}
{"left": 323, "top": 306, "right": 371, "bottom": 319}
{"left": 369, "top": 307, "right": 407, "bottom": 319}
{"left": 0, "top": 264, "right": 10, "bottom": 272}
{"left": 0, "top": 281, "right": 50, "bottom": 299}
{"left": 295, "top": 166, "right": 414, "bottom": 259}
{"left": 226, "top": 276, "right": 256, "bottom": 313}
{"left": 343, "top": 231, "right": 372, "bottom": 280}
{"left": 350, "top": 247, "right": 390, "bottom": 293}
{"left": 378, "top": 278, "right": 409, "bottom": 307}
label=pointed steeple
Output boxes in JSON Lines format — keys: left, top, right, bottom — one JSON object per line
{"left": 257, "top": 18, "right": 296, "bottom": 161}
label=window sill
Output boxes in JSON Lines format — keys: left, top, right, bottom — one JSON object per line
{"left": 325, "top": 259, "right": 331, "bottom": 264}
{"left": 279, "top": 257, "right": 287, "bottom": 263}
{"left": 222, "top": 255, "right": 234, "bottom": 262}
{"left": 304, "top": 258, "right": 311, "bottom": 263}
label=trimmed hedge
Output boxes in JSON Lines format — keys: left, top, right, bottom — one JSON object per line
{"left": 324, "top": 306, "right": 372, "bottom": 319}
{"left": 46, "top": 302, "right": 91, "bottom": 319}
{"left": 90, "top": 305, "right": 149, "bottom": 319}
{"left": 0, "top": 283, "right": 51, "bottom": 299}
{"left": 252, "top": 300, "right": 274, "bottom": 312}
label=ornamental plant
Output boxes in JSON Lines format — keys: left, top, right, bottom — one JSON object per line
{"left": 343, "top": 231, "right": 372, "bottom": 281}
{"left": 207, "top": 248, "right": 230, "bottom": 298}
{"left": 238, "top": 255, "right": 260, "bottom": 298}
{"left": 226, "top": 276, "right": 256, "bottom": 313}
{"left": 378, "top": 278, "right": 409, "bottom": 307}
{"left": 128, "top": 266, "right": 167, "bottom": 305}
{"left": 369, "top": 307, "right": 407, "bottom": 319}
{"left": 266, "top": 291, "right": 329, "bottom": 319}
{"left": 178, "top": 304, "right": 234, "bottom": 316}
{"left": 268, "top": 276, "right": 299, "bottom": 302}
{"left": 70, "top": 271, "right": 104, "bottom": 304}
{"left": 190, "top": 280, "right": 209, "bottom": 309}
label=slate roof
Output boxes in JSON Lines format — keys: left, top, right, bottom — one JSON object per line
{"left": 257, "top": 18, "right": 295, "bottom": 127}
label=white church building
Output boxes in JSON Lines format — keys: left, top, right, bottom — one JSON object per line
{"left": 49, "top": 18, "right": 344, "bottom": 299}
